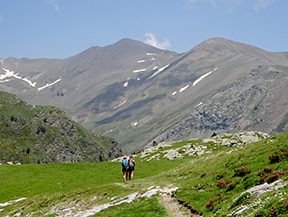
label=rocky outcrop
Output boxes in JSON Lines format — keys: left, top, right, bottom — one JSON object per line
{"left": 138, "top": 131, "right": 269, "bottom": 161}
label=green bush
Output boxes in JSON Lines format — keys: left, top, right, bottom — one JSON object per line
{"left": 233, "top": 166, "right": 251, "bottom": 177}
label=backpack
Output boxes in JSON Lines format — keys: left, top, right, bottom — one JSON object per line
{"left": 122, "top": 159, "right": 128, "bottom": 168}
{"left": 129, "top": 159, "right": 134, "bottom": 167}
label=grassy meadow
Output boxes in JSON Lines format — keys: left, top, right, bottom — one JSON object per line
{"left": 1, "top": 132, "right": 288, "bottom": 216}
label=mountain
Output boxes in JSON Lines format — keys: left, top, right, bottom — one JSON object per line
{"left": 0, "top": 91, "right": 121, "bottom": 164}
{"left": 1, "top": 37, "right": 288, "bottom": 153}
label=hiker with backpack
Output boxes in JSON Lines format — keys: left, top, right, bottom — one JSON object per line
{"left": 128, "top": 155, "right": 136, "bottom": 181}
{"left": 121, "top": 155, "right": 128, "bottom": 182}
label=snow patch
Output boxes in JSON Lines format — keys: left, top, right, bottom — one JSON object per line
{"left": 179, "top": 85, "right": 189, "bottom": 92}
{"left": 113, "top": 99, "right": 127, "bottom": 110}
{"left": 153, "top": 66, "right": 158, "bottom": 70}
{"left": 137, "top": 78, "right": 140, "bottom": 81}
{"left": 1, "top": 68, "right": 37, "bottom": 87}
{"left": 38, "top": 79, "right": 61, "bottom": 91}
{"left": 193, "top": 68, "right": 217, "bottom": 86}
{"left": 148, "top": 64, "right": 170, "bottom": 79}
{"left": 146, "top": 53, "right": 157, "bottom": 56}
{"left": 172, "top": 91, "right": 177, "bottom": 96}
{"left": 137, "top": 60, "right": 145, "bottom": 63}
{"left": 195, "top": 102, "right": 203, "bottom": 108}
{"left": 133, "top": 69, "right": 147, "bottom": 73}
{"left": 150, "top": 57, "right": 155, "bottom": 60}
{"left": 0, "top": 79, "right": 10, "bottom": 83}
{"left": 123, "top": 81, "right": 128, "bottom": 87}
{"left": 22, "top": 78, "right": 37, "bottom": 87}
{"left": 133, "top": 122, "right": 138, "bottom": 126}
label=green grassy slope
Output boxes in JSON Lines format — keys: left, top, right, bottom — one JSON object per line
{"left": 1, "top": 131, "right": 288, "bottom": 216}
{"left": 0, "top": 91, "right": 121, "bottom": 164}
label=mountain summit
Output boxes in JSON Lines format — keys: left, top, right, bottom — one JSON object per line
{"left": 1, "top": 38, "right": 288, "bottom": 153}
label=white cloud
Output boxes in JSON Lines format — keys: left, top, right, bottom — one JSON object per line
{"left": 45, "top": 0, "right": 59, "bottom": 11}
{"left": 254, "top": 0, "right": 275, "bottom": 11}
{"left": 144, "top": 33, "right": 171, "bottom": 50}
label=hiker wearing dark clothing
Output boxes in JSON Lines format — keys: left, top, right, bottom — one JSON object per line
{"left": 128, "top": 155, "right": 136, "bottom": 181}
{"left": 121, "top": 155, "right": 128, "bottom": 182}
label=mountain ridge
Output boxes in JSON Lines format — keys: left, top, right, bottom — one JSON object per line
{"left": 1, "top": 37, "right": 288, "bottom": 153}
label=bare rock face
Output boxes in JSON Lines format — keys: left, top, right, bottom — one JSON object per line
{"left": 157, "top": 66, "right": 288, "bottom": 144}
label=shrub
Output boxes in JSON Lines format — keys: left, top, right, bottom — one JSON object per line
{"left": 255, "top": 167, "right": 288, "bottom": 185}
{"left": 215, "top": 171, "right": 226, "bottom": 180}
{"left": 268, "top": 149, "right": 288, "bottom": 164}
{"left": 267, "top": 200, "right": 288, "bottom": 216}
{"left": 205, "top": 193, "right": 228, "bottom": 211}
{"left": 216, "top": 179, "right": 237, "bottom": 191}
{"left": 233, "top": 166, "right": 251, "bottom": 177}
{"left": 254, "top": 211, "right": 264, "bottom": 217}
{"left": 216, "top": 179, "right": 232, "bottom": 188}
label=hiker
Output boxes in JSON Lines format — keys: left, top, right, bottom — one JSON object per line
{"left": 128, "top": 155, "right": 136, "bottom": 181}
{"left": 121, "top": 155, "right": 128, "bottom": 182}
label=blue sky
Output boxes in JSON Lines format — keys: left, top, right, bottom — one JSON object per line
{"left": 0, "top": 0, "right": 287, "bottom": 59}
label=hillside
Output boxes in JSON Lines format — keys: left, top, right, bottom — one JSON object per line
{"left": 0, "top": 91, "right": 122, "bottom": 164}
{"left": 1, "top": 131, "right": 288, "bottom": 216}
{"left": 1, "top": 38, "right": 288, "bottom": 153}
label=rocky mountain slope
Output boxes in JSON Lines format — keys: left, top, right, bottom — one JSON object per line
{"left": 0, "top": 91, "right": 121, "bottom": 164}
{"left": 1, "top": 37, "right": 288, "bottom": 153}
